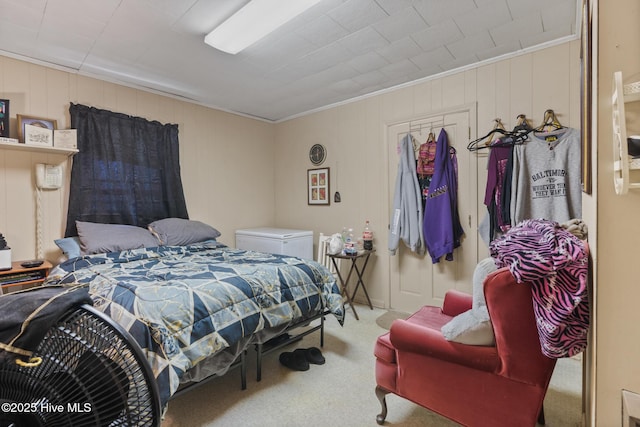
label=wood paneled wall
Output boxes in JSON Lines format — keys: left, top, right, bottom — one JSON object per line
{"left": 0, "top": 39, "right": 581, "bottom": 299}
{"left": 0, "top": 55, "right": 276, "bottom": 262}
{"left": 274, "top": 39, "right": 582, "bottom": 308}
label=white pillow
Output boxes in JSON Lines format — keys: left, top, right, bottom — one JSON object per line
{"left": 441, "top": 257, "right": 497, "bottom": 345}
{"left": 472, "top": 257, "right": 498, "bottom": 310}
{"left": 441, "top": 307, "right": 494, "bottom": 345}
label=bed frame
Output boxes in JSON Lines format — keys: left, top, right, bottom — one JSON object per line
{"left": 171, "top": 308, "right": 328, "bottom": 398}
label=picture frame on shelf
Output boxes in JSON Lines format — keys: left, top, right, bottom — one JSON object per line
{"left": 0, "top": 100, "right": 9, "bottom": 138}
{"left": 53, "top": 129, "right": 77, "bottom": 149}
{"left": 17, "top": 114, "right": 57, "bottom": 143}
{"left": 308, "top": 167, "right": 330, "bottom": 205}
{"left": 24, "top": 124, "right": 53, "bottom": 147}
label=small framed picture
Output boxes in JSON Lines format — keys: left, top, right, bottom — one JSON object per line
{"left": 17, "top": 114, "right": 57, "bottom": 143}
{"left": 0, "top": 100, "right": 9, "bottom": 137}
{"left": 308, "top": 167, "right": 330, "bottom": 205}
{"left": 54, "top": 129, "right": 77, "bottom": 149}
{"left": 24, "top": 124, "right": 53, "bottom": 147}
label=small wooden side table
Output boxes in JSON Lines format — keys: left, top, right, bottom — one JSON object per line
{"left": 328, "top": 249, "right": 375, "bottom": 320}
{"left": 0, "top": 260, "right": 53, "bottom": 295}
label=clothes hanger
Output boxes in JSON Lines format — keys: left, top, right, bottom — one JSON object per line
{"left": 467, "top": 118, "right": 508, "bottom": 151}
{"left": 533, "top": 109, "right": 567, "bottom": 147}
{"left": 513, "top": 114, "right": 532, "bottom": 132}
{"left": 426, "top": 129, "right": 436, "bottom": 144}
{"left": 492, "top": 114, "right": 533, "bottom": 146}
{"left": 411, "top": 134, "right": 420, "bottom": 154}
{"left": 534, "top": 109, "right": 564, "bottom": 132}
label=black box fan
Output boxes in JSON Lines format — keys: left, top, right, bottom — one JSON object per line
{"left": 0, "top": 304, "right": 161, "bottom": 427}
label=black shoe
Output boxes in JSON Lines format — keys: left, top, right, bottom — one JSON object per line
{"left": 279, "top": 351, "right": 309, "bottom": 371}
{"left": 303, "top": 347, "right": 325, "bottom": 365}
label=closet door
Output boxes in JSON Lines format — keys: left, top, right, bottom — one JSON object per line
{"left": 387, "top": 109, "right": 478, "bottom": 313}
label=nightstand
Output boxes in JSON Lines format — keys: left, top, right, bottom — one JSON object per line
{"left": 328, "top": 249, "right": 375, "bottom": 320}
{"left": 0, "top": 260, "right": 53, "bottom": 295}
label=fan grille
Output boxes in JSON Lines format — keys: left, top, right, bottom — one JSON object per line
{"left": 0, "top": 305, "right": 160, "bottom": 427}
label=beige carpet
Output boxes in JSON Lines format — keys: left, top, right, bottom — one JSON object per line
{"left": 162, "top": 306, "right": 582, "bottom": 427}
{"left": 375, "top": 310, "right": 410, "bottom": 330}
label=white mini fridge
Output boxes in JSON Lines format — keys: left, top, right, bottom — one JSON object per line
{"left": 235, "top": 227, "right": 313, "bottom": 260}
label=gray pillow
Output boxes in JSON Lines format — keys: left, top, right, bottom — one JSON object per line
{"left": 76, "top": 221, "right": 160, "bottom": 255}
{"left": 472, "top": 257, "right": 498, "bottom": 310}
{"left": 441, "top": 307, "right": 494, "bottom": 345}
{"left": 148, "top": 218, "right": 221, "bottom": 246}
{"left": 441, "top": 257, "right": 498, "bottom": 346}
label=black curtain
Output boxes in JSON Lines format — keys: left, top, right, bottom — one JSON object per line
{"left": 65, "top": 103, "right": 188, "bottom": 237}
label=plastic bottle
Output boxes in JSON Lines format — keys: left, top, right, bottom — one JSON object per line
{"left": 344, "top": 228, "right": 357, "bottom": 255}
{"left": 362, "top": 220, "right": 373, "bottom": 251}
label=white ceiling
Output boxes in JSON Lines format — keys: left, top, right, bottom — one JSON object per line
{"left": 0, "top": 0, "right": 578, "bottom": 122}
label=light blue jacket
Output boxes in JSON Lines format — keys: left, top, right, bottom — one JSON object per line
{"left": 388, "top": 134, "right": 425, "bottom": 255}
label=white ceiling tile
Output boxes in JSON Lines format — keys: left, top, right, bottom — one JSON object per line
{"left": 440, "top": 55, "right": 480, "bottom": 72}
{"left": 295, "top": 14, "right": 349, "bottom": 47}
{"left": 411, "top": 47, "right": 455, "bottom": 69}
{"left": 327, "top": 78, "right": 363, "bottom": 94}
{"left": 0, "top": 21, "right": 38, "bottom": 56}
{"left": 411, "top": 19, "right": 464, "bottom": 52}
{"left": 475, "top": 41, "right": 522, "bottom": 61}
{"left": 541, "top": 1, "right": 576, "bottom": 32}
{"left": 32, "top": 29, "right": 93, "bottom": 65}
{"left": 491, "top": 16, "right": 543, "bottom": 46}
{"left": 138, "top": 0, "right": 199, "bottom": 22}
{"left": 446, "top": 31, "right": 495, "bottom": 59}
{"left": 352, "top": 69, "right": 388, "bottom": 87}
{"left": 174, "top": 0, "right": 249, "bottom": 34}
{"left": 374, "top": 0, "right": 414, "bottom": 15}
{"left": 0, "top": 0, "right": 45, "bottom": 28}
{"left": 507, "top": 0, "right": 572, "bottom": 20}
{"left": 328, "top": 0, "right": 388, "bottom": 32}
{"left": 413, "top": 0, "right": 477, "bottom": 26}
{"left": 520, "top": 28, "right": 574, "bottom": 50}
{"left": 244, "top": 32, "right": 318, "bottom": 71}
{"left": 373, "top": 7, "right": 427, "bottom": 43}
{"left": 454, "top": 0, "right": 512, "bottom": 37}
{"left": 278, "top": 42, "right": 353, "bottom": 79}
{"left": 0, "top": 0, "right": 581, "bottom": 121}
{"left": 338, "top": 26, "right": 389, "bottom": 55}
{"left": 290, "top": 63, "right": 360, "bottom": 92}
{"left": 41, "top": 0, "right": 118, "bottom": 39}
{"left": 376, "top": 37, "right": 422, "bottom": 63}
{"left": 347, "top": 51, "right": 389, "bottom": 73}
{"left": 379, "top": 58, "right": 420, "bottom": 79}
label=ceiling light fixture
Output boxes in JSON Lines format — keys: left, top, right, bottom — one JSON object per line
{"left": 204, "top": 0, "right": 322, "bottom": 54}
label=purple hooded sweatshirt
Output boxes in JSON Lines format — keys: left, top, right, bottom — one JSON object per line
{"left": 423, "top": 128, "right": 464, "bottom": 263}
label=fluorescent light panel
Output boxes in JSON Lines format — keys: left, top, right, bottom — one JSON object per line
{"left": 205, "top": 0, "right": 322, "bottom": 54}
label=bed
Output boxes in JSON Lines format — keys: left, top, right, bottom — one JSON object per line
{"left": 45, "top": 234, "right": 345, "bottom": 409}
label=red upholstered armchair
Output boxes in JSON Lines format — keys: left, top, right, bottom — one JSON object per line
{"left": 374, "top": 267, "right": 557, "bottom": 427}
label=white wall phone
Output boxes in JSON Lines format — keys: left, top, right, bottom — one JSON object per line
{"left": 35, "top": 163, "right": 63, "bottom": 189}
{"left": 34, "top": 163, "right": 64, "bottom": 259}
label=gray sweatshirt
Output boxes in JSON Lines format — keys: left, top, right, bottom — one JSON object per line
{"left": 510, "top": 127, "right": 582, "bottom": 225}
{"left": 388, "top": 134, "right": 425, "bottom": 255}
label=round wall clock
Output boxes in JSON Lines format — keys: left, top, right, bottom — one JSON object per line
{"left": 309, "top": 143, "right": 326, "bottom": 165}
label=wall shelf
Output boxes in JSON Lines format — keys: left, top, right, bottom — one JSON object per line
{"left": 0, "top": 139, "right": 78, "bottom": 157}
{"left": 612, "top": 71, "right": 640, "bottom": 195}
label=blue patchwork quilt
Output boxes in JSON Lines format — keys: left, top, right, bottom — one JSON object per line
{"left": 45, "top": 241, "right": 344, "bottom": 407}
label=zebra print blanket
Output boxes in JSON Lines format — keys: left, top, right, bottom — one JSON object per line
{"left": 489, "top": 218, "right": 589, "bottom": 358}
